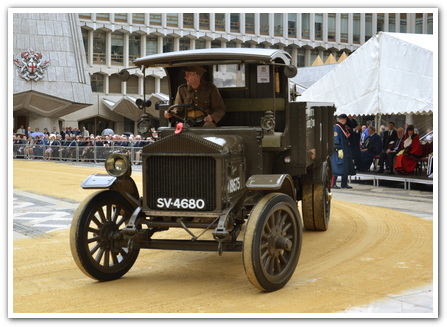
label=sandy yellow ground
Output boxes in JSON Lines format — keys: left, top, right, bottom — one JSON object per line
{"left": 12, "top": 160, "right": 433, "bottom": 315}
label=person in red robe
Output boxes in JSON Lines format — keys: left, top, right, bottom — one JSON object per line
{"left": 394, "top": 125, "right": 422, "bottom": 175}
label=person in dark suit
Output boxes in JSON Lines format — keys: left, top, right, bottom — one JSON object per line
{"left": 330, "top": 114, "right": 356, "bottom": 189}
{"left": 384, "top": 127, "right": 405, "bottom": 173}
{"left": 347, "top": 115, "right": 362, "bottom": 170}
{"left": 376, "top": 122, "right": 397, "bottom": 173}
{"left": 356, "top": 125, "right": 382, "bottom": 171}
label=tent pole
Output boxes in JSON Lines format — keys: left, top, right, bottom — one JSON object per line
{"left": 375, "top": 114, "right": 381, "bottom": 131}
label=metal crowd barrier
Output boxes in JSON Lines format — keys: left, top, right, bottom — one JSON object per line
{"left": 12, "top": 143, "right": 145, "bottom": 164}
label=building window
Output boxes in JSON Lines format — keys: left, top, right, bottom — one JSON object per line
{"left": 297, "top": 48, "right": 305, "bottom": 67}
{"left": 126, "top": 75, "right": 139, "bottom": 94}
{"left": 146, "top": 34, "right": 158, "bottom": 55}
{"left": 288, "top": 13, "right": 297, "bottom": 38}
{"left": 246, "top": 13, "right": 255, "bottom": 34}
{"left": 301, "top": 13, "right": 310, "bottom": 39}
{"left": 227, "top": 40, "right": 238, "bottom": 48}
{"left": 211, "top": 40, "right": 221, "bottom": 48}
{"left": 90, "top": 73, "right": 104, "bottom": 93}
{"left": 79, "top": 13, "right": 91, "bottom": 20}
{"left": 230, "top": 13, "right": 240, "bottom": 33}
{"left": 132, "top": 13, "right": 145, "bottom": 25}
{"left": 260, "top": 13, "right": 269, "bottom": 35}
{"left": 96, "top": 13, "right": 110, "bottom": 21}
{"left": 400, "top": 13, "right": 407, "bottom": 33}
{"left": 215, "top": 13, "right": 225, "bottom": 31}
{"left": 196, "top": 38, "right": 206, "bottom": 49}
{"left": 129, "top": 33, "right": 141, "bottom": 62}
{"left": 274, "top": 13, "right": 283, "bottom": 36}
{"left": 315, "top": 14, "right": 323, "bottom": 40}
{"left": 179, "top": 37, "right": 190, "bottom": 51}
{"left": 81, "top": 27, "right": 89, "bottom": 58}
{"left": 353, "top": 13, "right": 361, "bottom": 44}
{"left": 283, "top": 46, "right": 293, "bottom": 57}
{"left": 161, "top": 77, "right": 169, "bottom": 94}
{"left": 200, "top": 13, "right": 210, "bottom": 30}
{"left": 163, "top": 36, "right": 174, "bottom": 53}
{"left": 124, "top": 117, "right": 134, "bottom": 133}
{"left": 109, "top": 74, "right": 122, "bottom": 93}
{"left": 389, "top": 14, "right": 396, "bottom": 32}
{"left": 183, "top": 13, "right": 194, "bottom": 28}
{"left": 115, "top": 13, "right": 127, "bottom": 23}
{"left": 310, "top": 49, "right": 319, "bottom": 65}
{"left": 427, "top": 13, "right": 433, "bottom": 34}
{"left": 150, "top": 13, "right": 162, "bottom": 26}
{"left": 328, "top": 13, "right": 336, "bottom": 41}
{"left": 93, "top": 30, "right": 106, "bottom": 64}
{"left": 144, "top": 75, "right": 155, "bottom": 94}
{"left": 365, "top": 13, "right": 373, "bottom": 41}
{"left": 377, "top": 13, "right": 385, "bottom": 32}
{"left": 415, "top": 13, "right": 423, "bottom": 34}
{"left": 167, "top": 13, "right": 178, "bottom": 27}
{"left": 111, "top": 31, "right": 124, "bottom": 64}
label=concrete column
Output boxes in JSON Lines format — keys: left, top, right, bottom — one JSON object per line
{"left": 323, "top": 13, "right": 328, "bottom": 42}
{"left": 154, "top": 76, "right": 161, "bottom": 93}
{"left": 360, "top": 13, "right": 365, "bottom": 44}
{"left": 106, "top": 31, "right": 111, "bottom": 67}
{"left": 335, "top": 13, "right": 341, "bottom": 43}
{"left": 157, "top": 35, "right": 163, "bottom": 53}
{"left": 123, "top": 33, "right": 129, "bottom": 68}
{"left": 304, "top": 47, "right": 311, "bottom": 67}
{"left": 291, "top": 47, "right": 298, "bottom": 67}
{"left": 173, "top": 37, "right": 180, "bottom": 51}
{"left": 88, "top": 29, "right": 94, "bottom": 66}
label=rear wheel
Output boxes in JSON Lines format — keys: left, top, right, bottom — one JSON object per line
{"left": 243, "top": 193, "right": 302, "bottom": 292}
{"left": 302, "top": 161, "right": 332, "bottom": 231}
{"left": 70, "top": 190, "right": 140, "bottom": 281}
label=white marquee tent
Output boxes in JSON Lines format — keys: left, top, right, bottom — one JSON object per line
{"left": 298, "top": 32, "right": 435, "bottom": 116}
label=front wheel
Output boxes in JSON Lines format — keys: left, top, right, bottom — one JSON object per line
{"left": 70, "top": 190, "right": 140, "bottom": 281}
{"left": 243, "top": 193, "right": 303, "bottom": 292}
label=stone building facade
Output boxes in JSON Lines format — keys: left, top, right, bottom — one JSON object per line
{"left": 12, "top": 11, "right": 434, "bottom": 135}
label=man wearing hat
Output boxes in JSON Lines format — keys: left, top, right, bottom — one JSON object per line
{"left": 164, "top": 65, "right": 226, "bottom": 127}
{"left": 330, "top": 114, "right": 356, "bottom": 188}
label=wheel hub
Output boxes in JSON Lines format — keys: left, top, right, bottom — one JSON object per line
{"left": 98, "top": 222, "right": 119, "bottom": 249}
{"left": 267, "top": 226, "right": 292, "bottom": 256}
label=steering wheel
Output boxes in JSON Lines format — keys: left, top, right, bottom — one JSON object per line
{"left": 166, "top": 104, "right": 208, "bottom": 127}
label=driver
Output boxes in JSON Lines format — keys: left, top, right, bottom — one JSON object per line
{"left": 164, "top": 65, "right": 226, "bottom": 127}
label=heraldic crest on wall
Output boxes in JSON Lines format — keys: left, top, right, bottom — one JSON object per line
{"left": 13, "top": 49, "right": 50, "bottom": 81}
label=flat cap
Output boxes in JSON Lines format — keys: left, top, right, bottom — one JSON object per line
{"left": 184, "top": 65, "right": 206, "bottom": 77}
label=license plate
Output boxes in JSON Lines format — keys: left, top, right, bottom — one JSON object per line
{"left": 156, "top": 198, "right": 206, "bottom": 210}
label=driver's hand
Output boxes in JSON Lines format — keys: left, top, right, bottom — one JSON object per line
{"left": 164, "top": 112, "right": 173, "bottom": 119}
{"left": 204, "top": 115, "right": 213, "bottom": 123}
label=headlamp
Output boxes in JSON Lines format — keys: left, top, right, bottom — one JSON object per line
{"left": 105, "top": 153, "right": 132, "bottom": 178}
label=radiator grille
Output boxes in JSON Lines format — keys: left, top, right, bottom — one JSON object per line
{"left": 146, "top": 156, "right": 216, "bottom": 211}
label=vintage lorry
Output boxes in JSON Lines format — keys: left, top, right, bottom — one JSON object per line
{"left": 70, "top": 48, "right": 335, "bottom": 292}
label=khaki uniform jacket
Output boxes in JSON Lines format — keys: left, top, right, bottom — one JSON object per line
{"left": 174, "top": 81, "right": 226, "bottom": 123}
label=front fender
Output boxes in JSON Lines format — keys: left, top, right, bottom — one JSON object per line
{"left": 245, "top": 174, "right": 296, "bottom": 200}
{"left": 81, "top": 174, "right": 140, "bottom": 207}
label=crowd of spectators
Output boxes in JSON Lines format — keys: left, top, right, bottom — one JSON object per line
{"left": 12, "top": 125, "right": 159, "bottom": 164}
{"left": 13, "top": 120, "right": 434, "bottom": 178}
{"left": 348, "top": 118, "right": 433, "bottom": 176}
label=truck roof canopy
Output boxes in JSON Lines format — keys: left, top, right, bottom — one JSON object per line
{"left": 133, "top": 48, "right": 292, "bottom": 68}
